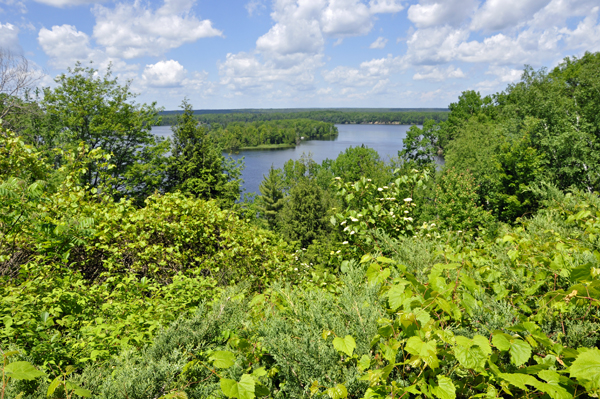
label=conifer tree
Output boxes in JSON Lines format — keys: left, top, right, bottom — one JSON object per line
{"left": 257, "top": 165, "right": 284, "bottom": 228}
{"left": 279, "top": 178, "right": 331, "bottom": 247}
{"left": 166, "top": 99, "right": 241, "bottom": 206}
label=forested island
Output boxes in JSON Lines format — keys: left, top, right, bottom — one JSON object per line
{"left": 1, "top": 51, "right": 600, "bottom": 399}
{"left": 207, "top": 119, "right": 337, "bottom": 151}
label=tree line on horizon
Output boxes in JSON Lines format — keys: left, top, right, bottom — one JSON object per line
{"left": 158, "top": 109, "right": 449, "bottom": 126}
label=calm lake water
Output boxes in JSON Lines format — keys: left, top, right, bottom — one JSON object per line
{"left": 151, "top": 124, "right": 413, "bottom": 195}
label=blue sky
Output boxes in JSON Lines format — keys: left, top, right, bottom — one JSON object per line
{"left": 2, "top": 0, "right": 600, "bottom": 110}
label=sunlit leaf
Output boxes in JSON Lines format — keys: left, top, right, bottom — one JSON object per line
{"left": 333, "top": 335, "right": 356, "bottom": 357}
{"left": 3, "top": 361, "right": 45, "bottom": 381}
{"left": 210, "top": 351, "right": 236, "bottom": 369}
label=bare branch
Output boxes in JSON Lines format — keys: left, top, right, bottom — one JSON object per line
{"left": 0, "top": 48, "right": 43, "bottom": 125}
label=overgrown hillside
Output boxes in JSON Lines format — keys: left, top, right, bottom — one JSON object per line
{"left": 1, "top": 54, "right": 599, "bottom": 399}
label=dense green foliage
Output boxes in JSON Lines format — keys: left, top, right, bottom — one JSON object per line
{"left": 1, "top": 53, "right": 600, "bottom": 399}
{"left": 159, "top": 110, "right": 449, "bottom": 127}
{"left": 402, "top": 52, "right": 600, "bottom": 222}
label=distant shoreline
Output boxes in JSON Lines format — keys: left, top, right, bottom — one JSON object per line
{"left": 154, "top": 122, "right": 421, "bottom": 127}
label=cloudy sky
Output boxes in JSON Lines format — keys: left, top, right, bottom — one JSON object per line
{"left": 2, "top": 0, "right": 599, "bottom": 109}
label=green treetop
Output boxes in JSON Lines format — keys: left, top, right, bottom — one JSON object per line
{"left": 257, "top": 165, "right": 285, "bottom": 228}
{"left": 166, "top": 99, "right": 242, "bottom": 206}
{"left": 41, "top": 62, "right": 162, "bottom": 192}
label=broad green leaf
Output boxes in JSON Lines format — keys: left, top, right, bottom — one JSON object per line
{"left": 360, "top": 254, "right": 372, "bottom": 264}
{"left": 378, "top": 324, "right": 393, "bottom": 338}
{"left": 252, "top": 367, "right": 267, "bottom": 378}
{"left": 414, "top": 308, "right": 431, "bottom": 326}
{"left": 326, "top": 384, "right": 348, "bottom": 399}
{"left": 221, "top": 379, "right": 239, "bottom": 398}
{"left": 73, "top": 388, "right": 92, "bottom": 398}
{"left": 530, "top": 381, "right": 570, "bottom": 399}
{"left": 538, "top": 370, "right": 560, "bottom": 384}
{"left": 570, "top": 264, "right": 593, "bottom": 282}
{"left": 309, "top": 381, "right": 320, "bottom": 396}
{"left": 379, "top": 343, "right": 397, "bottom": 364}
{"left": 492, "top": 333, "right": 511, "bottom": 351}
{"left": 509, "top": 339, "right": 532, "bottom": 367}
{"left": 358, "top": 354, "right": 371, "bottom": 371}
{"left": 47, "top": 377, "right": 61, "bottom": 397}
{"left": 333, "top": 335, "right": 356, "bottom": 357}
{"left": 366, "top": 265, "right": 390, "bottom": 285}
{"left": 211, "top": 351, "right": 236, "bottom": 369}
{"left": 454, "top": 341, "right": 486, "bottom": 371}
{"left": 405, "top": 336, "right": 439, "bottom": 369}
{"left": 569, "top": 348, "right": 600, "bottom": 387}
{"left": 472, "top": 335, "right": 492, "bottom": 356}
{"left": 492, "top": 332, "right": 531, "bottom": 366}
{"left": 4, "top": 361, "right": 45, "bottom": 380}
{"left": 387, "top": 284, "right": 406, "bottom": 311}
{"left": 220, "top": 374, "right": 255, "bottom": 399}
{"left": 254, "top": 384, "right": 270, "bottom": 398}
{"left": 499, "top": 373, "right": 538, "bottom": 390}
{"left": 431, "top": 375, "right": 456, "bottom": 399}
{"left": 485, "top": 385, "right": 497, "bottom": 398}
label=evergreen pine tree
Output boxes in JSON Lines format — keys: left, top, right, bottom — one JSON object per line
{"left": 279, "top": 178, "right": 331, "bottom": 247}
{"left": 166, "top": 99, "right": 241, "bottom": 205}
{"left": 257, "top": 165, "right": 284, "bottom": 228}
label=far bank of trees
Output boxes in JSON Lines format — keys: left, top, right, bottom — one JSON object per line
{"left": 158, "top": 109, "right": 449, "bottom": 126}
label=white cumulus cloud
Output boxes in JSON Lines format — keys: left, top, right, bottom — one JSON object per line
{"left": 470, "top": 0, "right": 551, "bottom": 32}
{"left": 413, "top": 65, "right": 465, "bottom": 81}
{"left": 560, "top": 7, "right": 600, "bottom": 52}
{"left": 38, "top": 25, "right": 95, "bottom": 68}
{"left": 407, "top": 0, "right": 478, "bottom": 28}
{"left": 485, "top": 65, "right": 522, "bottom": 83}
{"left": 142, "top": 60, "right": 187, "bottom": 88}
{"left": 369, "top": 36, "right": 388, "bottom": 49}
{"left": 31, "top": 0, "right": 106, "bottom": 7}
{"left": 369, "top": 0, "right": 404, "bottom": 14}
{"left": 92, "top": 0, "right": 223, "bottom": 59}
{"left": 219, "top": 51, "right": 322, "bottom": 92}
{"left": 321, "top": 0, "right": 373, "bottom": 37}
{"left": 0, "top": 23, "right": 21, "bottom": 52}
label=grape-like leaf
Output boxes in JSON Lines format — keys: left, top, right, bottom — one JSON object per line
{"left": 3, "top": 361, "right": 45, "bottom": 381}
{"left": 431, "top": 375, "right": 456, "bottom": 399}
{"left": 570, "top": 348, "right": 600, "bottom": 388}
{"left": 220, "top": 374, "right": 255, "bottom": 399}
{"left": 387, "top": 284, "right": 406, "bottom": 311}
{"left": 333, "top": 335, "right": 356, "bottom": 357}
{"left": 326, "top": 384, "right": 348, "bottom": 399}
{"left": 211, "top": 351, "right": 236, "bottom": 369}
{"left": 509, "top": 339, "right": 531, "bottom": 367}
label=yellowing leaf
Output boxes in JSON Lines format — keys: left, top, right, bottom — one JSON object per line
{"left": 326, "top": 384, "right": 348, "bottom": 399}
{"left": 333, "top": 335, "right": 356, "bottom": 357}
